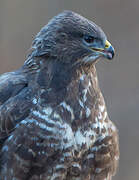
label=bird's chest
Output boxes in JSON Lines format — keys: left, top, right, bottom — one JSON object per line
{"left": 34, "top": 72, "right": 108, "bottom": 154}
{"left": 58, "top": 103, "right": 107, "bottom": 156}
{"left": 47, "top": 113, "right": 96, "bottom": 158}
{"left": 42, "top": 98, "right": 107, "bottom": 157}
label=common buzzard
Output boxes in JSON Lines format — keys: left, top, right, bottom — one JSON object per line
{"left": 0, "top": 11, "right": 119, "bottom": 180}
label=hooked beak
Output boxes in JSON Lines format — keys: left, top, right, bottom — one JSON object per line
{"left": 91, "top": 40, "right": 115, "bottom": 60}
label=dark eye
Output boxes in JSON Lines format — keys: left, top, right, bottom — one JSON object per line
{"left": 84, "top": 35, "right": 95, "bottom": 44}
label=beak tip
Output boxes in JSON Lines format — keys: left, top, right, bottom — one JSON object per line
{"left": 106, "top": 45, "right": 115, "bottom": 60}
{"left": 105, "top": 40, "right": 115, "bottom": 60}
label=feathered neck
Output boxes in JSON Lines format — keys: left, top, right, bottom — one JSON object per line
{"left": 22, "top": 55, "right": 99, "bottom": 100}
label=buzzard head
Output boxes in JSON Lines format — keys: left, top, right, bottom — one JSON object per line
{"left": 30, "top": 11, "right": 114, "bottom": 70}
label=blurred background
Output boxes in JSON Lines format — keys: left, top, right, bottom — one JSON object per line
{"left": 0, "top": 0, "right": 139, "bottom": 179}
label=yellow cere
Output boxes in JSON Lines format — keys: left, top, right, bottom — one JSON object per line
{"left": 105, "top": 40, "right": 111, "bottom": 49}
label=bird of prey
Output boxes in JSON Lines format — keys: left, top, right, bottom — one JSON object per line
{"left": 0, "top": 11, "right": 119, "bottom": 180}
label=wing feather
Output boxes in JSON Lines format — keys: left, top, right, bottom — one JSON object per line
{"left": 0, "top": 71, "right": 27, "bottom": 105}
{"left": 0, "top": 71, "right": 34, "bottom": 147}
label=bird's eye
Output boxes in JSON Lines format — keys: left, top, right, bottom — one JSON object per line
{"left": 84, "top": 35, "right": 95, "bottom": 44}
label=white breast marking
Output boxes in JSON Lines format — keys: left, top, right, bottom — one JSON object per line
{"left": 85, "top": 107, "right": 91, "bottom": 118}
{"left": 60, "top": 101, "right": 75, "bottom": 121}
{"left": 99, "top": 105, "right": 105, "bottom": 112}
{"left": 75, "top": 129, "right": 96, "bottom": 149}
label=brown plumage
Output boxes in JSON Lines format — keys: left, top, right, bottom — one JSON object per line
{"left": 0, "top": 11, "right": 119, "bottom": 180}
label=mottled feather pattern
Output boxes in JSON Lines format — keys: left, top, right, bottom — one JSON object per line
{"left": 0, "top": 11, "right": 119, "bottom": 180}
{"left": 0, "top": 69, "right": 118, "bottom": 180}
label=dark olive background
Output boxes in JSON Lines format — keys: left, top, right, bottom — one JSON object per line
{"left": 0, "top": 1, "right": 139, "bottom": 179}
